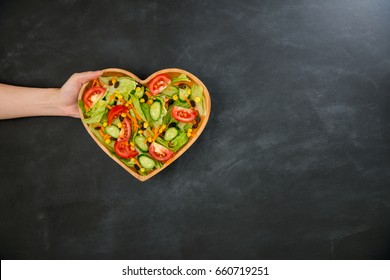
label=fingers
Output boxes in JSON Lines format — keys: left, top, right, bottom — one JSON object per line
{"left": 72, "top": 70, "right": 103, "bottom": 85}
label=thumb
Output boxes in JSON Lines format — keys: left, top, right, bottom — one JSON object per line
{"left": 72, "top": 70, "right": 104, "bottom": 85}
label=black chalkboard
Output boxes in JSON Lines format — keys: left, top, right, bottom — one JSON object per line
{"left": 1, "top": 0, "right": 390, "bottom": 259}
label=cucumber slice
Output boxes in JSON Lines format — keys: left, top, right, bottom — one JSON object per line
{"left": 150, "top": 101, "right": 162, "bottom": 121}
{"left": 134, "top": 135, "right": 149, "bottom": 152}
{"left": 179, "top": 86, "right": 190, "bottom": 101}
{"left": 138, "top": 155, "right": 156, "bottom": 169}
{"left": 134, "top": 86, "right": 144, "bottom": 99}
{"left": 105, "top": 125, "right": 120, "bottom": 138}
{"left": 164, "top": 127, "right": 179, "bottom": 141}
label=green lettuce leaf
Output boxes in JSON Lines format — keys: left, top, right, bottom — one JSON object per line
{"left": 89, "top": 126, "right": 114, "bottom": 151}
{"left": 156, "top": 137, "right": 170, "bottom": 149}
{"left": 156, "top": 130, "right": 188, "bottom": 152}
{"left": 116, "top": 77, "right": 137, "bottom": 101}
{"left": 173, "top": 99, "right": 191, "bottom": 109}
{"left": 190, "top": 84, "right": 205, "bottom": 116}
{"left": 172, "top": 74, "right": 191, "bottom": 84}
{"left": 98, "top": 76, "right": 112, "bottom": 85}
{"left": 78, "top": 100, "right": 86, "bottom": 114}
{"left": 177, "top": 122, "right": 193, "bottom": 131}
{"left": 161, "top": 85, "right": 178, "bottom": 96}
{"left": 169, "top": 131, "right": 188, "bottom": 152}
{"left": 84, "top": 99, "right": 108, "bottom": 124}
{"left": 141, "top": 103, "right": 152, "bottom": 124}
{"left": 130, "top": 94, "right": 147, "bottom": 122}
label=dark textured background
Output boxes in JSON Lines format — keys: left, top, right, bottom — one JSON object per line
{"left": 1, "top": 0, "right": 390, "bottom": 259}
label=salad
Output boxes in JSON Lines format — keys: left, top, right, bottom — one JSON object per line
{"left": 79, "top": 72, "right": 207, "bottom": 176}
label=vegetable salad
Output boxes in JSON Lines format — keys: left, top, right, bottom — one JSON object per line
{"left": 79, "top": 72, "right": 206, "bottom": 176}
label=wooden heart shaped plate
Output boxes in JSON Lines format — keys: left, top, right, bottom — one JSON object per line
{"left": 78, "top": 68, "right": 211, "bottom": 181}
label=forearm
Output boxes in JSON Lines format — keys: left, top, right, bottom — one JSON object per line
{"left": 0, "top": 71, "right": 102, "bottom": 120}
{"left": 0, "top": 84, "right": 65, "bottom": 119}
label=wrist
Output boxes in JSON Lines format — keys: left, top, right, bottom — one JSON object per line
{"left": 31, "top": 87, "right": 75, "bottom": 118}
{"left": 57, "top": 89, "right": 80, "bottom": 118}
{"left": 43, "top": 88, "right": 65, "bottom": 116}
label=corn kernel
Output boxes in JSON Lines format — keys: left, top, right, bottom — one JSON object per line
{"left": 161, "top": 124, "right": 167, "bottom": 129}
{"left": 187, "top": 131, "right": 192, "bottom": 137}
{"left": 188, "top": 128, "right": 193, "bottom": 133}
{"left": 147, "top": 100, "right": 153, "bottom": 105}
{"left": 138, "top": 130, "right": 144, "bottom": 134}
{"left": 130, "top": 142, "right": 135, "bottom": 146}
{"left": 147, "top": 137, "right": 153, "bottom": 142}
{"left": 136, "top": 87, "right": 141, "bottom": 92}
{"left": 103, "top": 122, "right": 108, "bottom": 127}
{"left": 121, "top": 113, "right": 127, "bottom": 118}
{"left": 187, "top": 89, "right": 191, "bottom": 95}
{"left": 143, "top": 122, "right": 149, "bottom": 129}
{"left": 195, "top": 97, "right": 201, "bottom": 103}
{"left": 140, "top": 168, "right": 145, "bottom": 173}
{"left": 140, "top": 98, "right": 145, "bottom": 103}
{"left": 105, "top": 139, "right": 111, "bottom": 144}
{"left": 173, "top": 94, "right": 178, "bottom": 101}
{"left": 130, "top": 146, "right": 135, "bottom": 151}
{"left": 117, "top": 123, "right": 122, "bottom": 128}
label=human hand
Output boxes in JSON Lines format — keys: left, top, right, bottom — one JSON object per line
{"left": 0, "top": 70, "right": 104, "bottom": 120}
{"left": 59, "top": 70, "right": 103, "bottom": 118}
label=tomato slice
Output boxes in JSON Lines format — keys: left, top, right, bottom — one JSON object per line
{"left": 148, "top": 74, "right": 171, "bottom": 96}
{"left": 148, "top": 142, "right": 174, "bottom": 162}
{"left": 117, "top": 118, "right": 131, "bottom": 142}
{"left": 83, "top": 86, "right": 106, "bottom": 111}
{"left": 171, "top": 106, "right": 198, "bottom": 122}
{"left": 107, "top": 105, "right": 128, "bottom": 125}
{"left": 114, "top": 141, "right": 138, "bottom": 159}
